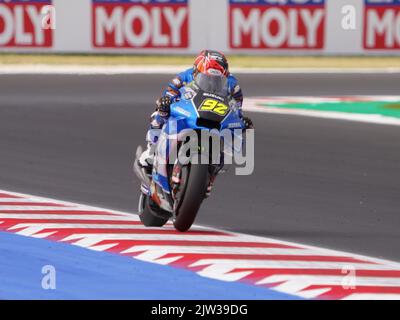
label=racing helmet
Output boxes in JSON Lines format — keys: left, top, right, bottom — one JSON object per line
{"left": 193, "top": 50, "right": 229, "bottom": 77}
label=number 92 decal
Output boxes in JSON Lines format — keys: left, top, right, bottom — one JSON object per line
{"left": 199, "top": 99, "right": 229, "bottom": 116}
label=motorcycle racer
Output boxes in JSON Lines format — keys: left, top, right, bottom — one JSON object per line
{"left": 138, "top": 50, "right": 254, "bottom": 196}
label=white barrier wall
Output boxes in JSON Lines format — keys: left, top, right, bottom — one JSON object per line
{"left": 0, "top": 0, "right": 399, "bottom": 55}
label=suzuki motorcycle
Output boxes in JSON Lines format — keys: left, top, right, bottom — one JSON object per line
{"left": 134, "top": 73, "right": 246, "bottom": 232}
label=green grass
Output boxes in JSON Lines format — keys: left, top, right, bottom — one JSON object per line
{"left": 1, "top": 54, "right": 400, "bottom": 68}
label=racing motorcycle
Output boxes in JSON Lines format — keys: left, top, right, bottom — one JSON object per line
{"left": 134, "top": 73, "right": 246, "bottom": 232}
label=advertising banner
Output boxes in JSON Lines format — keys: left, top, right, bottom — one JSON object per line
{"left": 364, "top": 0, "right": 400, "bottom": 50}
{"left": 0, "top": 0, "right": 399, "bottom": 56}
{"left": 0, "top": 0, "right": 53, "bottom": 47}
{"left": 229, "top": 0, "right": 326, "bottom": 50}
{"left": 92, "top": 0, "right": 189, "bottom": 49}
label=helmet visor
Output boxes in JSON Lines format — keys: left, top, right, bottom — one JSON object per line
{"left": 195, "top": 72, "right": 228, "bottom": 96}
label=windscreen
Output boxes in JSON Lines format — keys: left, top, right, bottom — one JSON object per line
{"left": 194, "top": 73, "right": 228, "bottom": 96}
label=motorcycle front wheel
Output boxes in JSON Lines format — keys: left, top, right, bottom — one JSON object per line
{"left": 173, "top": 160, "right": 208, "bottom": 232}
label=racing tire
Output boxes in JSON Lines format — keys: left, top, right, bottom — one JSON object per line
{"left": 173, "top": 161, "right": 208, "bottom": 232}
{"left": 138, "top": 194, "right": 169, "bottom": 227}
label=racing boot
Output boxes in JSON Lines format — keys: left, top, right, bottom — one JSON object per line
{"left": 138, "top": 109, "right": 168, "bottom": 174}
{"left": 138, "top": 142, "right": 155, "bottom": 176}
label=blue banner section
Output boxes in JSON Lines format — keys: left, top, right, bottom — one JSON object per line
{"left": 0, "top": 232, "right": 298, "bottom": 300}
{"left": 93, "top": 0, "right": 188, "bottom": 4}
{"left": 365, "top": 0, "right": 400, "bottom": 5}
{"left": 229, "top": 0, "right": 324, "bottom": 5}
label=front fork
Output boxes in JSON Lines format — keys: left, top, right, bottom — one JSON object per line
{"left": 170, "top": 150, "right": 224, "bottom": 206}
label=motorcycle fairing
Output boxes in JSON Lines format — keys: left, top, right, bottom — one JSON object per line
{"left": 150, "top": 83, "right": 246, "bottom": 212}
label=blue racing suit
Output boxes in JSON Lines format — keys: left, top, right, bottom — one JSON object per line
{"left": 147, "top": 68, "right": 244, "bottom": 144}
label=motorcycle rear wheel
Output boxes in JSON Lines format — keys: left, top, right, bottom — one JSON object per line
{"left": 138, "top": 194, "right": 169, "bottom": 227}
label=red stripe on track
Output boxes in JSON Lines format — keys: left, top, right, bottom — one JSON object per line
{"left": 228, "top": 268, "right": 400, "bottom": 284}
{"left": 305, "top": 285, "right": 400, "bottom": 299}
{"left": 0, "top": 193, "right": 21, "bottom": 198}
{"left": 0, "top": 218, "right": 142, "bottom": 230}
{"left": 0, "top": 210, "right": 120, "bottom": 215}
{"left": 30, "top": 228, "right": 230, "bottom": 241}
{"left": 93, "top": 239, "right": 300, "bottom": 253}
{"left": 159, "top": 253, "right": 376, "bottom": 269}
{"left": 0, "top": 202, "right": 68, "bottom": 207}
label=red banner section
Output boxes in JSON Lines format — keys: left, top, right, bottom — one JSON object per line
{"left": 92, "top": 0, "right": 189, "bottom": 49}
{"left": 364, "top": 0, "right": 400, "bottom": 50}
{"left": 0, "top": 0, "right": 53, "bottom": 48}
{"left": 229, "top": 0, "right": 325, "bottom": 50}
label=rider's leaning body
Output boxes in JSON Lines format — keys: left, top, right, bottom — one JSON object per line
{"left": 139, "top": 50, "right": 254, "bottom": 195}
{"left": 153, "top": 68, "right": 244, "bottom": 130}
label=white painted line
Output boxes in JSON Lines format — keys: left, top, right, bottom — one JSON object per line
{"left": 246, "top": 106, "right": 400, "bottom": 126}
{"left": 344, "top": 294, "right": 400, "bottom": 300}
{"left": 190, "top": 260, "right": 398, "bottom": 271}
{"left": 7, "top": 223, "right": 143, "bottom": 230}
{"left": 120, "top": 246, "right": 333, "bottom": 256}
{"left": 0, "top": 214, "right": 138, "bottom": 221}
{"left": 257, "top": 275, "right": 400, "bottom": 287}
{"left": 0, "top": 206, "right": 89, "bottom": 211}
{"left": 244, "top": 97, "right": 400, "bottom": 127}
{"left": 1, "top": 64, "right": 400, "bottom": 75}
{"left": 0, "top": 65, "right": 185, "bottom": 75}
{"left": 249, "top": 96, "right": 400, "bottom": 103}
{"left": 0, "top": 189, "right": 135, "bottom": 217}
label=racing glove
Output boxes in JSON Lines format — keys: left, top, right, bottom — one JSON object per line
{"left": 156, "top": 96, "right": 171, "bottom": 118}
{"left": 243, "top": 116, "right": 254, "bottom": 129}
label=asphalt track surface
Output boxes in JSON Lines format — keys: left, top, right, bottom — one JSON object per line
{"left": 0, "top": 73, "right": 399, "bottom": 261}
